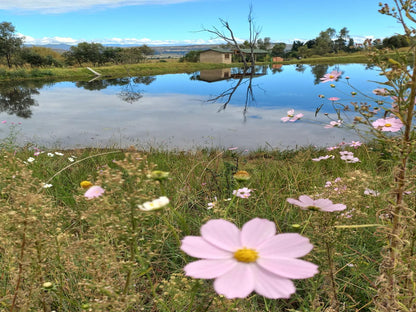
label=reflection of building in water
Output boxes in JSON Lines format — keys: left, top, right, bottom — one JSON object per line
{"left": 272, "top": 63, "right": 282, "bottom": 70}
{"left": 199, "top": 68, "right": 231, "bottom": 82}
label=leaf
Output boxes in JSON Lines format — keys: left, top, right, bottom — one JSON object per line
{"left": 315, "top": 103, "right": 324, "bottom": 117}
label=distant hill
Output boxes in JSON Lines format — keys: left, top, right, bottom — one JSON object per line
{"left": 24, "top": 43, "right": 291, "bottom": 58}
{"left": 24, "top": 43, "right": 222, "bottom": 57}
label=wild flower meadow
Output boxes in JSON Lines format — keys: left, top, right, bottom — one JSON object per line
{"left": 1, "top": 2, "right": 416, "bottom": 311}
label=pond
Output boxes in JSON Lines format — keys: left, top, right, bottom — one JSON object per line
{"left": 0, "top": 63, "right": 385, "bottom": 151}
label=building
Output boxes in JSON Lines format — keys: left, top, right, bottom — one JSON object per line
{"left": 199, "top": 48, "right": 233, "bottom": 64}
{"left": 199, "top": 48, "right": 268, "bottom": 64}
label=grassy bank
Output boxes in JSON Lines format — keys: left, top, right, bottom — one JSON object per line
{"left": 0, "top": 51, "right": 378, "bottom": 82}
{"left": 0, "top": 62, "right": 237, "bottom": 81}
{"left": 0, "top": 140, "right": 397, "bottom": 311}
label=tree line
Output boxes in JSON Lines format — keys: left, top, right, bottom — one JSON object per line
{"left": 0, "top": 22, "right": 155, "bottom": 69}
{"left": 180, "top": 27, "right": 409, "bottom": 62}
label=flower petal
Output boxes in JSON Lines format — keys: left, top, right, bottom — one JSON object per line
{"left": 200, "top": 219, "right": 241, "bottom": 251}
{"left": 256, "top": 257, "right": 319, "bottom": 279}
{"left": 213, "top": 263, "right": 255, "bottom": 298}
{"left": 321, "top": 203, "right": 346, "bottom": 212}
{"left": 252, "top": 265, "right": 296, "bottom": 299}
{"left": 240, "top": 218, "right": 276, "bottom": 248}
{"left": 257, "top": 233, "right": 314, "bottom": 258}
{"left": 181, "top": 236, "right": 232, "bottom": 259}
{"left": 184, "top": 259, "right": 236, "bottom": 279}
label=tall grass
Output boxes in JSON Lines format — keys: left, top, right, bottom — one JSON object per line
{"left": 0, "top": 142, "right": 395, "bottom": 311}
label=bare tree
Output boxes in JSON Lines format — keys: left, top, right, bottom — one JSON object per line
{"left": 202, "top": 5, "right": 261, "bottom": 69}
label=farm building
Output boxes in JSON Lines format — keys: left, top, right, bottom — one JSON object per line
{"left": 199, "top": 48, "right": 268, "bottom": 64}
{"left": 199, "top": 48, "right": 233, "bottom": 64}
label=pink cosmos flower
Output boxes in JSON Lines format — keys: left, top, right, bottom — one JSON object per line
{"left": 311, "top": 155, "right": 335, "bottom": 162}
{"left": 286, "top": 195, "right": 346, "bottom": 212}
{"left": 349, "top": 141, "right": 362, "bottom": 148}
{"left": 320, "top": 70, "right": 342, "bottom": 83}
{"left": 1, "top": 121, "right": 6, "bottom": 124}
{"left": 372, "top": 117, "right": 403, "bottom": 132}
{"left": 84, "top": 185, "right": 105, "bottom": 199}
{"left": 181, "top": 218, "right": 318, "bottom": 299}
{"left": 233, "top": 187, "right": 252, "bottom": 199}
{"left": 372, "top": 88, "right": 387, "bottom": 96}
{"left": 281, "top": 110, "right": 303, "bottom": 122}
{"left": 324, "top": 120, "right": 342, "bottom": 128}
{"left": 339, "top": 151, "right": 360, "bottom": 163}
{"left": 328, "top": 97, "right": 340, "bottom": 101}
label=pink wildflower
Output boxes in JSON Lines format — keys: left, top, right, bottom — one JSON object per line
{"left": 326, "top": 146, "right": 339, "bottom": 151}
{"left": 281, "top": 110, "right": 303, "bottom": 122}
{"left": 320, "top": 70, "right": 342, "bottom": 83}
{"left": 349, "top": 141, "right": 362, "bottom": 148}
{"left": 84, "top": 185, "right": 105, "bottom": 199}
{"left": 311, "top": 155, "right": 335, "bottom": 162}
{"left": 181, "top": 218, "right": 318, "bottom": 299}
{"left": 328, "top": 97, "right": 340, "bottom": 101}
{"left": 372, "top": 117, "right": 403, "bottom": 132}
{"left": 287, "top": 195, "right": 346, "bottom": 212}
{"left": 324, "top": 120, "right": 342, "bottom": 128}
{"left": 233, "top": 187, "right": 252, "bottom": 199}
{"left": 1, "top": 121, "right": 6, "bottom": 124}
{"left": 339, "top": 151, "right": 360, "bottom": 163}
{"left": 372, "top": 88, "right": 387, "bottom": 96}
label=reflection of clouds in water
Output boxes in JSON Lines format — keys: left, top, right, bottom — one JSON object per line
{"left": 0, "top": 86, "right": 361, "bottom": 150}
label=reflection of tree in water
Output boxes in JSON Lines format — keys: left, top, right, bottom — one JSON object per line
{"left": 295, "top": 64, "right": 306, "bottom": 73}
{"left": 311, "top": 64, "right": 331, "bottom": 84}
{"left": 76, "top": 76, "right": 156, "bottom": 104}
{"left": 75, "top": 77, "right": 131, "bottom": 91}
{"left": 0, "top": 81, "right": 46, "bottom": 118}
{"left": 204, "top": 66, "right": 268, "bottom": 121}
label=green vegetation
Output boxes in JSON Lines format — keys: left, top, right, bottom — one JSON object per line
{"left": 0, "top": 141, "right": 396, "bottom": 311}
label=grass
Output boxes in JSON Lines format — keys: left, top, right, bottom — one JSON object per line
{"left": 0, "top": 62, "right": 238, "bottom": 82}
{"left": 0, "top": 139, "right": 398, "bottom": 311}
{"left": 0, "top": 50, "right": 389, "bottom": 82}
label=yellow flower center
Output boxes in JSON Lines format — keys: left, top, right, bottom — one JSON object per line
{"left": 329, "top": 75, "right": 334, "bottom": 79}
{"left": 233, "top": 248, "right": 259, "bottom": 263}
{"left": 384, "top": 123, "right": 392, "bottom": 127}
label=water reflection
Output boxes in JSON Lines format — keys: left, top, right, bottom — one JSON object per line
{"left": 195, "top": 66, "right": 268, "bottom": 119}
{"left": 0, "top": 81, "right": 44, "bottom": 118}
{"left": 0, "top": 64, "right": 381, "bottom": 150}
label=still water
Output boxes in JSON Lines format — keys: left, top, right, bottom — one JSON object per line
{"left": 0, "top": 64, "right": 383, "bottom": 150}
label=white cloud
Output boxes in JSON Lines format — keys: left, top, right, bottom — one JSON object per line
{"left": 20, "top": 33, "right": 225, "bottom": 46}
{"left": 0, "top": 0, "right": 202, "bottom": 13}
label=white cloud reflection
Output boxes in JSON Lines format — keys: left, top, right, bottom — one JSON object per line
{"left": 1, "top": 85, "right": 360, "bottom": 151}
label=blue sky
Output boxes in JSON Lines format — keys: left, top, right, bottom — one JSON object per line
{"left": 0, "top": 0, "right": 403, "bottom": 46}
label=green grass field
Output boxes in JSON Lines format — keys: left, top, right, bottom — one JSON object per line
{"left": 0, "top": 138, "right": 401, "bottom": 311}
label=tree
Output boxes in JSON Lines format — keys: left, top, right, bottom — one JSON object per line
{"left": 313, "top": 28, "right": 336, "bottom": 55}
{"left": 291, "top": 40, "right": 304, "bottom": 52}
{"left": 179, "top": 50, "right": 201, "bottom": 63}
{"left": 257, "top": 37, "right": 271, "bottom": 50}
{"left": 0, "top": 22, "right": 24, "bottom": 68}
{"left": 271, "top": 42, "right": 286, "bottom": 57}
{"left": 334, "top": 27, "right": 349, "bottom": 52}
{"left": 202, "top": 5, "right": 261, "bottom": 69}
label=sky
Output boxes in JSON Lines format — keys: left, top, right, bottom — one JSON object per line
{"left": 0, "top": 0, "right": 404, "bottom": 46}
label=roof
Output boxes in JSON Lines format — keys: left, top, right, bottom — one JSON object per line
{"left": 201, "top": 48, "right": 233, "bottom": 53}
{"left": 201, "top": 48, "right": 268, "bottom": 54}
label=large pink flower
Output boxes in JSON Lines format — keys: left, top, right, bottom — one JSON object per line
{"left": 320, "top": 70, "right": 342, "bottom": 83}
{"left": 372, "top": 117, "right": 403, "bottom": 132}
{"left": 84, "top": 185, "right": 105, "bottom": 199}
{"left": 287, "top": 195, "right": 346, "bottom": 212}
{"left": 181, "top": 218, "right": 318, "bottom": 299}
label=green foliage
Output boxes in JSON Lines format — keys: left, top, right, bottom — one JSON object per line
{"left": 0, "top": 21, "right": 24, "bottom": 68}
{"left": 63, "top": 42, "right": 155, "bottom": 66}
{"left": 179, "top": 50, "right": 201, "bottom": 63}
